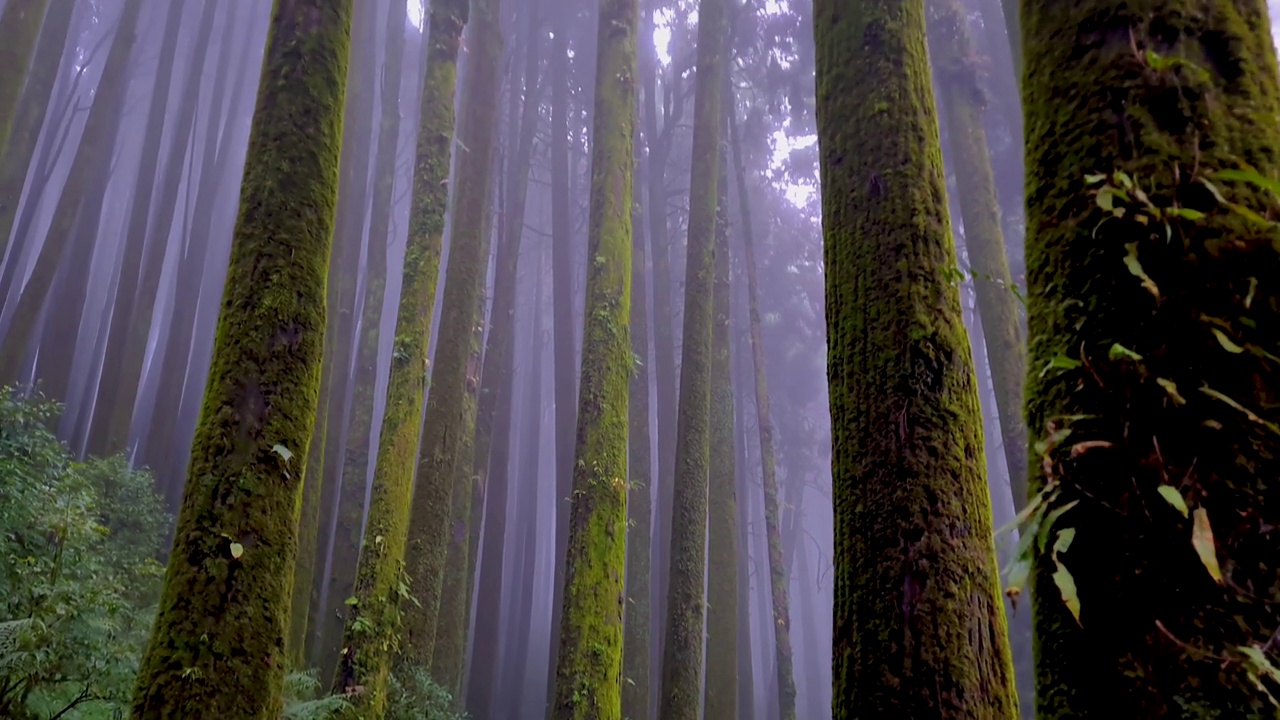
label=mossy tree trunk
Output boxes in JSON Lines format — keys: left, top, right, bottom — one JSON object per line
{"left": 727, "top": 81, "right": 797, "bottom": 720}
{"left": 703, "top": 139, "right": 738, "bottom": 719}
{"left": 657, "top": 0, "right": 726, "bottom": 714}
{"left": 128, "top": 1, "right": 353, "bottom": 717}
{"left": 812, "top": 0, "right": 1018, "bottom": 716}
{"left": 621, "top": 104, "right": 652, "bottom": 720}
{"left": 0, "top": 0, "right": 50, "bottom": 164}
{"left": 333, "top": 0, "right": 467, "bottom": 709}
{"left": 401, "top": 0, "right": 504, "bottom": 669}
{"left": 926, "top": 0, "right": 1027, "bottom": 505}
{"left": 340, "top": 0, "right": 409, "bottom": 557}
{"left": 1021, "top": 1, "right": 1280, "bottom": 716}
{"left": 549, "top": 0, "right": 637, "bottom": 716}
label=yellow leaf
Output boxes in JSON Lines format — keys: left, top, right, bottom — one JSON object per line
{"left": 229, "top": 542, "right": 244, "bottom": 560}
{"left": 1157, "top": 486, "right": 1189, "bottom": 518}
{"left": 1191, "top": 508, "right": 1223, "bottom": 584}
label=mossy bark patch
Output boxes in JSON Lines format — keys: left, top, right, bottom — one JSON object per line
{"left": 129, "top": 2, "right": 353, "bottom": 718}
{"left": 813, "top": 0, "right": 1018, "bottom": 716}
{"left": 1021, "top": 1, "right": 1280, "bottom": 716}
{"left": 549, "top": 0, "right": 637, "bottom": 717}
{"left": 333, "top": 0, "right": 465, "bottom": 713}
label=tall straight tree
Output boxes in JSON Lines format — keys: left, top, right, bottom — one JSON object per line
{"left": 658, "top": 0, "right": 727, "bottom": 715}
{"left": 727, "top": 82, "right": 797, "bottom": 720}
{"left": 1021, "top": 2, "right": 1280, "bottom": 716}
{"left": 812, "top": 0, "right": 1018, "bottom": 716}
{"left": 128, "top": 1, "right": 353, "bottom": 717}
{"left": 703, "top": 140, "right": 738, "bottom": 719}
{"left": 332, "top": 0, "right": 468, "bottom": 709}
{"left": 551, "top": 0, "right": 638, "bottom": 715}
{"left": 401, "top": 0, "right": 505, "bottom": 669}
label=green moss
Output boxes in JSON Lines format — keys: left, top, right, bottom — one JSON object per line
{"left": 812, "top": 0, "right": 1018, "bottom": 716}
{"left": 547, "top": 1, "right": 637, "bottom": 718}
{"left": 728, "top": 85, "right": 797, "bottom": 720}
{"left": 333, "top": 0, "right": 466, "bottom": 713}
{"left": 401, "top": 0, "right": 501, "bottom": 671}
{"left": 289, "top": 392, "right": 328, "bottom": 668}
{"left": 1021, "top": 1, "right": 1280, "bottom": 716}
{"left": 128, "top": 2, "right": 353, "bottom": 718}
{"left": 703, "top": 145, "right": 738, "bottom": 719}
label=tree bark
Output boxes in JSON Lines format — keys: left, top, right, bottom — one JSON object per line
{"left": 813, "top": 0, "right": 1018, "bottom": 715}
{"left": 128, "top": 1, "right": 353, "bottom": 716}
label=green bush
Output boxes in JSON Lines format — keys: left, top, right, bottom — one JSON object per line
{"left": 0, "top": 390, "right": 169, "bottom": 719}
{"left": 385, "top": 666, "right": 469, "bottom": 720}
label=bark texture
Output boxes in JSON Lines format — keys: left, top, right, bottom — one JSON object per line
{"left": 550, "top": 0, "right": 638, "bottom": 715}
{"left": 1022, "top": 1, "right": 1280, "bottom": 716}
{"left": 129, "top": 1, "right": 352, "bottom": 717}
{"left": 812, "top": 0, "right": 1018, "bottom": 716}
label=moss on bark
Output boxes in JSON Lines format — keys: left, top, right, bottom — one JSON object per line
{"left": 703, "top": 143, "right": 738, "bottom": 720}
{"left": 548, "top": 1, "right": 637, "bottom": 718}
{"left": 727, "top": 83, "right": 797, "bottom": 720}
{"left": 128, "top": 1, "right": 352, "bottom": 717}
{"left": 656, "top": 0, "right": 726, "bottom": 715}
{"left": 812, "top": 0, "right": 1018, "bottom": 716}
{"left": 332, "top": 0, "right": 465, "bottom": 714}
{"left": 1021, "top": 1, "right": 1280, "bottom": 716}
{"left": 401, "top": 0, "right": 503, "bottom": 670}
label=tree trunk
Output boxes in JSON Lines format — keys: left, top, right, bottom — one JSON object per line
{"left": 549, "top": 0, "right": 637, "bottom": 715}
{"left": 727, "top": 81, "right": 797, "bottom": 720}
{"left": 0, "top": 0, "right": 71, "bottom": 264}
{"left": 1022, "top": 1, "right": 1280, "bottom": 716}
{"left": 84, "top": 0, "right": 188, "bottom": 457}
{"left": 621, "top": 101, "right": 652, "bottom": 720}
{"left": 812, "top": 0, "right": 1018, "bottom": 716}
{"left": 333, "top": 0, "right": 469, "bottom": 707}
{"left": 0, "top": 0, "right": 143, "bottom": 387}
{"left": 399, "top": 0, "right": 504, "bottom": 671}
{"left": 128, "top": 1, "right": 353, "bottom": 716}
{"left": 465, "top": 8, "right": 542, "bottom": 712}
{"left": 703, "top": 138, "right": 738, "bottom": 719}
{"left": 0, "top": 0, "right": 50, "bottom": 164}
{"left": 657, "top": 0, "right": 726, "bottom": 714}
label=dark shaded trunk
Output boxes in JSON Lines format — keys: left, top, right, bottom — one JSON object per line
{"left": 0, "top": 0, "right": 51, "bottom": 166}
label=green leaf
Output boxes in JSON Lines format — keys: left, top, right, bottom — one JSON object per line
{"left": 1213, "top": 168, "right": 1280, "bottom": 196}
{"left": 1037, "top": 500, "right": 1080, "bottom": 552}
{"left": 1109, "top": 343, "right": 1144, "bottom": 362}
{"left": 344, "top": 596, "right": 359, "bottom": 606}
{"left": 1191, "top": 508, "right": 1223, "bottom": 584}
{"left": 1211, "top": 328, "right": 1245, "bottom": 353}
{"left": 1040, "top": 355, "right": 1081, "bottom": 378}
{"left": 1156, "top": 378, "right": 1186, "bottom": 405}
{"left": 1124, "top": 242, "right": 1160, "bottom": 299}
{"left": 1096, "top": 187, "right": 1115, "bottom": 212}
{"left": 1166, "top": 207, "right": 1206, "bottom": 221}
{"left": 229, "top": 542, "right": 244, "bottom": 560}
{"left": 272, "top": 444, "right": 293, "bottom": 463}
{"left": 1084, "top": 173, "right": 1107, "bottom": 185}
{"left": 1157, "top": 486, "right": 1189, "bottom": 517}
{"left": 1052, "top": 563, "right": 1081, "bottom": 624}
